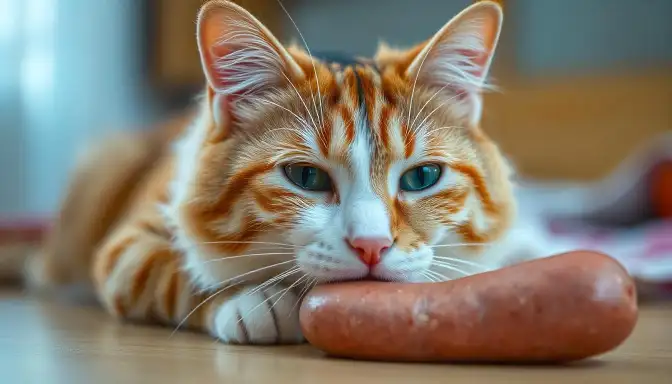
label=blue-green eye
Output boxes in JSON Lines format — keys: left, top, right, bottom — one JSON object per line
{"left": 284, "top": 164, "right": 332, "bottom": 191}
{"left": 399, "top": 164, "right": 442, "bottom": 192}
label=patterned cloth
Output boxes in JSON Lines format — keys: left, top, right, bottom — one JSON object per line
{"left": 516, "top": 133, "right": 672, "bottom": 299}
{"left": 547, "top": 219, "right": 672, "bottom": 298}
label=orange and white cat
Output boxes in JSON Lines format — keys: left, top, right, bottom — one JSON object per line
{"left": 23, "top": 0, "right": 524, "bottom": 344}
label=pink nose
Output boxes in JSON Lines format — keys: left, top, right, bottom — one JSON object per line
{"left": 347, "top": 237, "right": 393, "bottom": 266}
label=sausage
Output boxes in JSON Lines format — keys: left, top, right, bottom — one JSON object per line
{"left": 299, "top": 251, "right": 638, "bottom": 363}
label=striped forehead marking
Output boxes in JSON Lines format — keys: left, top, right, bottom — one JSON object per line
{"left": 312, "top": 51, "right": 380, "bottom": 125}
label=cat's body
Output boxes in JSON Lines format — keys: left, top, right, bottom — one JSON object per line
{"left": 19, "top": 0, "right": 535, "bottom": 344}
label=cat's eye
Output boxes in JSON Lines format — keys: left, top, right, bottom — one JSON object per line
{"left": 399, "top": 164, "right": 442, "bottom": 192}
{"left": 284, "top": 164, "right": 332, "bottom": 191}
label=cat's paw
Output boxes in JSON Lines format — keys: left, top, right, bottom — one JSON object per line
{"left": 212, "top": 285, "right": 304, "bottom": 345}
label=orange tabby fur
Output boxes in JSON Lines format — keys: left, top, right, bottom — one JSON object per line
{"left": 19, "top": 1, "right": 515, "bottom": 344}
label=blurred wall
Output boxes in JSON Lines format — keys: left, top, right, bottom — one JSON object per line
{"left": 287, "top": 0, "right": 471, "bottom": 56}
{"left": 287, "top": 0, "right": 672, "bottom": 75}
{"left": 515, "top": 0, "right": 672, "bottom": 76}
{"left": 1, "top": 0, "right": 158, "bottom": 215}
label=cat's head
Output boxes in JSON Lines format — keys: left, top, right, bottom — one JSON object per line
{"left": 171, "top": 0, "right": 515, "bottom": 286}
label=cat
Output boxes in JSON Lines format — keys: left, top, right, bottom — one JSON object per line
{"left": 20, "top": 0, "right": 524, "bottom": 344}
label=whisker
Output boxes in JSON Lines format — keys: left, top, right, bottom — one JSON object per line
{"left": 432, "top": 256, "right": 490, "bottom": 271}
{"left": 412, "top": 90, "right": 467, "bottom": 136}
{"left": 383, "top": 259, "right": 415, "bottom": 282}
{"left": 176, "top": 264, "right": 300, "bottom": 335}
{"left": 420, "top": 270, "right": 439, "bottom": 283}
{"left": 200, "top": 240, "right": 295, "bottom": 248}
{"left": 430, "top": 242, "right": 492, "bottom": 248}
{"left": 431, "top": 260, "right": 472, "bottom": 277}
{"left": 290, "top": 276, "right": 316, "bottom": 314}
{"left": 267, "top": 126, "right": 310, "bottom": 139}
{"left": 419, "top": 125, "right": 463, "bottom": 141}
{"left": 197, "top": 259, "right": 296, "bottom": 293}
{"left": 406, "top": 43, "right": 433, "bottom": 131}
{"left": 170, "top": 280, "right": 243, "bottom": 337}
{"left": 275, "top": 0, "right": 324, "bottom": 126}
{"left": 410, "top": 84, "right": 448, "bottom": 129}
{"left": 243, "top": 96, "right": 312, "bottom": 130}
{"left": 238, "top": 274, "right": 308, "bottom": 325}
{"left": 420, "top": 271, "right": 435, "bottom": 282}
{"left": 237, "top": 285, "right": 292, "bottom": 326}
{"left": 412, "top": 103, "right": 443, "bottom": 136}
{"left": 281, "top": 75, "right": 328, "bottom": 153}
{"left": 201, "top": 252, "right": 294, "bottom": 265}
{"left": 270, "top": 274, "right": 307, "bottom": 318}
{"left": 246, "top": 266, "right": 302, "bottom": 296}
{"left": 280, "top": 71, "right": 319, "bottom": 129}
{"left": 425, "top": 268, "right": 450, "bottom": 282}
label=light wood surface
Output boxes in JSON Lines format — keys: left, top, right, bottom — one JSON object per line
{"left": 0, "top": 290, "right": 670, "bottom": 383}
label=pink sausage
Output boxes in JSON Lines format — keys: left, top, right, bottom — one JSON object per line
{"left": 300, "top": 251, "right": 638, "bottom": 363}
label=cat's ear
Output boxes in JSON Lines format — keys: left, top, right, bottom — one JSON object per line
{"left": 405, "top": 1, "right": 503, "bottom": 125}
{"left": 197, "top": 1, "right": 304, "bottom": 128}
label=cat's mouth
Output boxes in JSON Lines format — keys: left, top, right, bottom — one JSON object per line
{"left": 325, "top": 274, "right": 400, "bottom": 284}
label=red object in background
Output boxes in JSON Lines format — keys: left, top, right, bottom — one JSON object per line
{"left": 0, "top": 218, "right": 49, "bottom": 245}
{"left": 651, "top": 161, "right": 672, "bottom": 219}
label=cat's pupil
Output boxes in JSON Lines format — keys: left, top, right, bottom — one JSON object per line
{"left": 399, "top": 164, "right": 441, "bottom": 192}
{"left": 417, "top": 167, "right": 427, "bottom": 185}
{"left": 301, "top": 167, "right": 313, "bottom": 187}
{"left": 284, "top": 164, "right": 331, "bottom": 191}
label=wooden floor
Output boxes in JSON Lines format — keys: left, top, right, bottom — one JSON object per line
{"left": 1, "top": 290, "right": 670, "bottom": 384}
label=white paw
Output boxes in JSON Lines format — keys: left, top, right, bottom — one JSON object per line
{"left": 212, "top": 285, "right": 304, "bottom": 345}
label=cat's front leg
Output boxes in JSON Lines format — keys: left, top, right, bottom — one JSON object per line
{"left": 92, "top": 219, "right": 303, "bottom": 345}
{"left": 211, "top": 285, "right": 304, "bottom": 345}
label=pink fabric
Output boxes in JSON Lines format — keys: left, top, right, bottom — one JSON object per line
{"left": 0, "top": 218, "right": 50, "bottom": 244}
{"left": 548, "top": 220, "right": 672, "bottom": 285}
{"left": 523, "top": 133, "right": 672, "bottom": 298}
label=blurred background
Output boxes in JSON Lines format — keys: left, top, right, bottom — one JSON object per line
{"left": 1, "top": 0, "right": 671, "bottom": 287}
{"left": 1, "top": 0, "right": 670, "bottom": 215}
